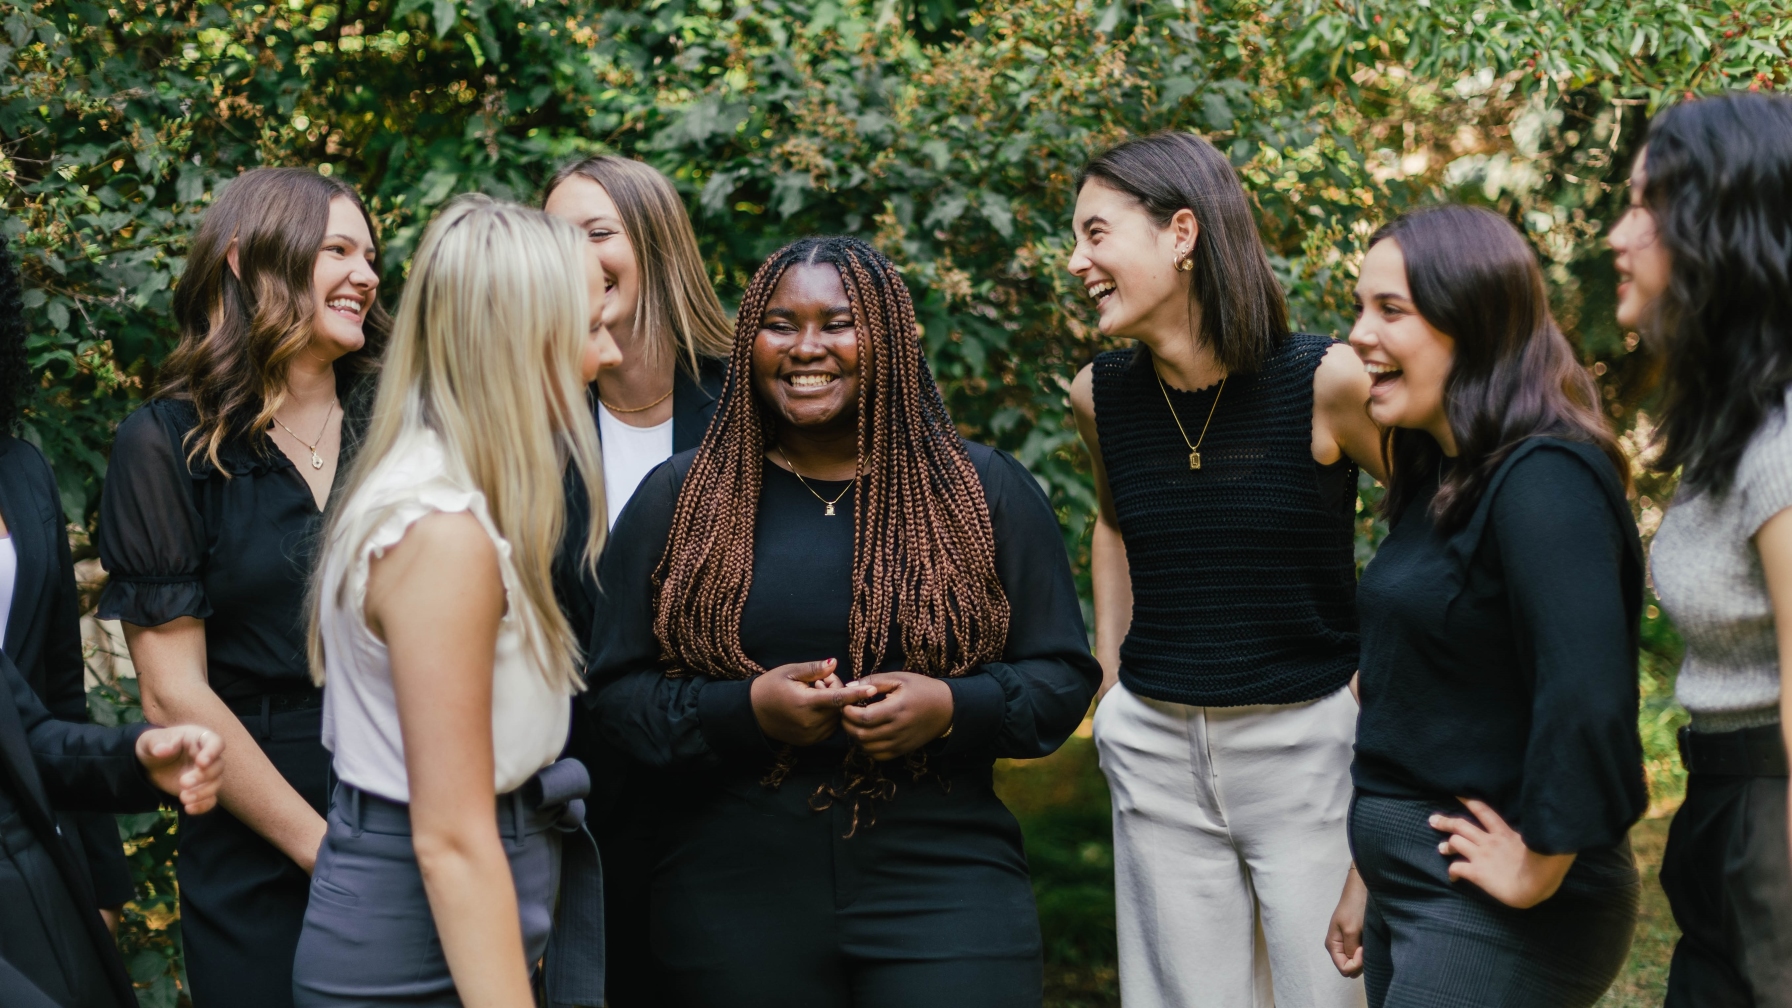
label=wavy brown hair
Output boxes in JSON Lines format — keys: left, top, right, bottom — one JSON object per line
{"left": 159, "top": 167, "right": 390, "bottom": 469}
{"left": 1372, "top": 205, "right": 1626, "bottom": 530}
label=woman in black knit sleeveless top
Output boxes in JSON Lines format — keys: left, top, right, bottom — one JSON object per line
{"left": 1067, "top": 132, "right": 1385, "bottom": 1008}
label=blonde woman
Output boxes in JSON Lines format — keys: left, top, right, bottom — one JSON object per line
{"left": 542, "top": 155, "right": 732, "bottom": 1006}
{"left": 291, "top": 196, "right": 618, "bottom": 1007}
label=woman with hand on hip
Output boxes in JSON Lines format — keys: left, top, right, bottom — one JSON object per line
{"left": 96, "top": 167, "right": 387, "bottom": 1007}
{"left": 1330, "top": 204, "right": 1645, "bottom": 1006}
{"left": 292, "top": 196, "right": 618, "bottom": 1007}
{"left": 1067, "top": 131, "right": 1384, "bottom": 1008}
{"left": 1613, "top": 92, "right": 1792, "bottom": 1006}
{"left": 588, "top": 235, "right": 1097, "bottom": 1007}
{"left": 542, "top": 157, "right": 732, "bottom": 1005}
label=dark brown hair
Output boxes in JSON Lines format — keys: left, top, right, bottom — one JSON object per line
{"left": 160, "top": 167, "right": 390, "bottom": 469}
{"left": 1076, "top": 131, "right": 1288, "bottom": 373}
{"left": 1639, "top": 92, "right": 1792, "bottom": 495}
{"left": 1373, "top": 205, "right": 1626, "bottom": 530}
{"left": 542, "top": 156, "right": 732, "bottom": 376}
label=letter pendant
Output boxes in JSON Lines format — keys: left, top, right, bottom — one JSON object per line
{"left": 1189, "top": 450, "right": 1201, "bottom": 470}
{"left": 825, "top": 503, "right": 836, "bottom": 516}
{"left": 311, "top": 451, "right": 323, "bottom": 470}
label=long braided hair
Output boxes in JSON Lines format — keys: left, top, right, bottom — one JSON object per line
{"left": 652, "top": 236, "right": 1009, "bottom": 818}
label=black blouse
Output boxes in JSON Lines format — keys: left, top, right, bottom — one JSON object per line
{"left": 1353, "top": 438, "right": 1648, "bottom": 854}
{"left": 586, "top": 443, "right": 1099, "bottom": 774}
{"left": 96, "top": 395, "right": 364, "bottom": 700}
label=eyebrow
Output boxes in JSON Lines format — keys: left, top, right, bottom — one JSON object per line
{"left": 577, "top": 216, "right": 623, "bottom": 230}
{"left": 322, "top": 233, "right": 365, "bottom": 246}
{"left": 762, "top": 304, "right": 854, "bottom": 318}
{"left": 1078, "top": 214, "right": 1110, "bottom": 233}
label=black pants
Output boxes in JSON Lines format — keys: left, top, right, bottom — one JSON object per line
{"left": 0, "top": 808, "right": 112, "bottom": 1008}
{"left": 180, "top": 704, "right": 329, "bottom": 1008}
{"left": 1351, "top": 793, "right": 1639, "bottom": 1008}
{"left": 645, "top": 762, "right": 1043, "bottom": 1008}
{"left": 1662, "top": 772, "right": 1792, "bottom": 1007}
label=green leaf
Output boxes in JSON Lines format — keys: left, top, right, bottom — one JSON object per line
{"left": 432, "top": 0, "right": 458, "bottom": 38}
{"left": 45, "top": 300, "right": 69, "bottom": 332}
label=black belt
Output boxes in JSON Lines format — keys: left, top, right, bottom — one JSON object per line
{"left": 1678, "top": 723, "right": 1789, "bottom": 777}
{"left": 223, "top": 691, "right": 323, "bottom": 717}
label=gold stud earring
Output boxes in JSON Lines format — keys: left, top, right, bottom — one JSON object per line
{"left": 1177, "top": 254, "right": 1195, "bottom": 272}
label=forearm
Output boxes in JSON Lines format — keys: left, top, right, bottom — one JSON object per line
{"left": 415, "top": 832, "right": 534, "bottom": 1008}
{"left": 1090, "top": 517, "right": 1132, "bottom": 696}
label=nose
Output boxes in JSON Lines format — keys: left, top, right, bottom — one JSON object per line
{"left": 789, "top": 325, "right": 832, "bottom": 360}
{"left": 351, "top": 256, "right": 380, "bottom": 290}
{"left": 1348, "top": 315, "right": 1376, "bottom": 355}
{"left": 1067, "top": 241, "right": 1090, "bottom": 277}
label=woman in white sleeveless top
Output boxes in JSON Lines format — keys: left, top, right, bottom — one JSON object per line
{"left": 292, "top": 195, "right": 618, "bottom": 1008}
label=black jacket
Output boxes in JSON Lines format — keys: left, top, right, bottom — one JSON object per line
{"left": 0, "top": 435, "right": 136, "bottom": 906}
{"left": 0, "top": 648, "right": 162, "bottom": 1008}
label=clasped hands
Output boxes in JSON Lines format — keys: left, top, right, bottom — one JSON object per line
{"left": 136, "top": 725, "right": 226, "bottom": 815}
{"left": 749, "top": 658, "right": 954, "bottom": 760}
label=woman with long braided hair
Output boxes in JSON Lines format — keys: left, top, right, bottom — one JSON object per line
{"left": 586, "top": 235, "right": 1098, "bottom": 1007}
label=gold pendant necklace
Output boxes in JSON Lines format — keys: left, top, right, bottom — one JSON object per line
{"left": 1156, "top": 369, "right": 1226, "bottom": 470}
{"left": 774, "top": 446, "right": 853, "bottom": 516}
{"left": 271, "top": 400, "right": 337, "bottom": 470}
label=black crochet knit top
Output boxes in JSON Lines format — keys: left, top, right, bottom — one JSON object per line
{"left": 1091, "top": 333, "right": 1359, "bottom": 707}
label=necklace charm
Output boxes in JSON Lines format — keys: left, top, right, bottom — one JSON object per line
{"left": 775, "top": 446, "right": 853, "bottom": 516}
{"left": 1189, "top": 451, "right": 1201, "bottom": 470}
{"left": 1156, "top": 369, "right": 1226, "bottom": 475}
{"left": 311, "top": 450, "right": 323, "bottom": 470}
{"left": 824, "top": 502, "right": 836, "bottom": 516}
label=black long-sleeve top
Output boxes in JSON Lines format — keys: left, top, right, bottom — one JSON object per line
{"left": 1353, "top": 438, "right": 1647, "bottom": 855}
{"left": 585, "top": 442, "right": 1099, "bottom": 775}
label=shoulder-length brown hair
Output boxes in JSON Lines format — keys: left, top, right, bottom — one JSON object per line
{"left": 160, "top": 167, "right": 390, "bottom": 470}
{"left": 543, "top": 156, "right": 732, "bottom": 377}
{"left": 1373, "top": 205, "right": 1626, "bottom": 530}
{"left": 652, "top": 235, "right": 1009, "bottom": 684}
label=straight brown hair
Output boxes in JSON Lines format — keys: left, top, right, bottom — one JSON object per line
{"left": 543, "top": 156, "right": 733, "bottom": 376}
{"left": 160, "top": 167, "right": 389, "bottom": 470}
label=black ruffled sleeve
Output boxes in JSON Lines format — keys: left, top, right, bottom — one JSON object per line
{"left": 96, "top": 404, "right": 212, "bottom": 626}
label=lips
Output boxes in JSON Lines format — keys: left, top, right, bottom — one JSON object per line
{"left": 1087, "top": 280, "right": 1116, "bottom": 305}
{"left": 1363, "top": 361, "right": 1403, "bottom": 395}
{"left": 786, "top": 373, "right": 838, "bottom": 389}
{"left": 326, "top": 296, "right": 363, "bottom": 320}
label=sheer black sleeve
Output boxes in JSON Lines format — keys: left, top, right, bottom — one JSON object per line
{"left": 1493, "top": 445, "right": 1647, "bottom": 854}
{"left": 96, "top": 404, "right": 212, "bottom": 626}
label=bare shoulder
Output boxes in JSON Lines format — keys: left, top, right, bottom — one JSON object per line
{"left": 1070, "top": 362, "right": 1096, "bottom": 420}
{"left": 368, "top": 511, "right": 500, "bottom": 593}
{"left": 1312, "top": 341, "right": 1370, "bottom": 412}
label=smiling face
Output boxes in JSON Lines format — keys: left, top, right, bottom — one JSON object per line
{"left": 1066, "top": 179, "right": 1198, "bottom": 341}
{"left": 1608, "top": 149, "right": 1672, "bottom": 333}
{"left": 1349, "top": 239, "right": 1459, "bottom": 452}
{"left": 309, "top": 195, "right": 380, "bottom": 360}
{"left": 751, "top": 262, "right": 861, "bottom": 438}
{"left": 544, "top": 174, "right": 639, "bottom": 350}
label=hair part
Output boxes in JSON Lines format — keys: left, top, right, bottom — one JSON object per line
{"left": 1076, "top": 131, "right": 1289, "bottom": 374}
{"left": 159, "top": 167, "right": 390, "bottom": 472}
{"left": 543, "top": 156, "right": 733, "bottom": 375}
{"left": 309, "top": 195, "right": 605, "bottom": 693}
{"left": 1373, "top": 205, "right": 1627, "bottom": 530}
{"left": 1640, "top": 92, "right": 1792, "bottom": 496}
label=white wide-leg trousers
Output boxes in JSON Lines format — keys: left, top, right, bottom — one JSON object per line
{"left": 1093, "top": 681, "right": 1365, "bottom": 1008}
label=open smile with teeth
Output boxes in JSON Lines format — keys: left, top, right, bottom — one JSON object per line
{"left": 787, "top": 373, "right": 838, "bottom": 389}
{"left": 327, "top": 296, "right": 363, "bottom": 320}
{"left": 1088, "top": 281, "right": 1116, "bottom": 304}
{"left": 1364, "top": 361, "right": 1403, "bottom": 390}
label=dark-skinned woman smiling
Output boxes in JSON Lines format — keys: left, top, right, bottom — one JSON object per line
{"left": 585, "top": 235, "right": 1098, "bottom": 1008}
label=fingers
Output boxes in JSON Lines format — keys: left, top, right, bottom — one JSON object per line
{"left": 1457, "top": 797, "right": 1511, "bottom": 836}
{"left": 842, "top": 699, "right": 901, "bottom": 728}
{"left": 1429, "top": 812, "right": 1487, "bottom": 846}
{"left": 780, "top": 658, "right": 839, "bottom": 684}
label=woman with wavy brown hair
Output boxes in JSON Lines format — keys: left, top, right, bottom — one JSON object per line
{"left": 585, "top": 235, "right": 1098, "bottom": 1007}
{"left": 96, "top": 166, "right": 388, "bottom": 1007}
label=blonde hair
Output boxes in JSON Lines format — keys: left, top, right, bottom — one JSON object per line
{"left": 543, "top": 156, "right": 732, "bottom": 375}
{"left": 309, "top": 195, "right": 604, "bottom": 691}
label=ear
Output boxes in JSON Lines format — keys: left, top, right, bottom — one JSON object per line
{"left": 1170, "top": 208, "right": 1200, "bottom": 263}
{"left": 225, "top": 238, "right": 241, "bottom": 280}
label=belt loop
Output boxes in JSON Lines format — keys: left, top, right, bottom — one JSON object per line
{"left": 260, "top": 695, "right": 273, "bottom": 741}
{"left": 348, "top": 787, "right": 364, "bottom": 839}
{"left": 509, "top": 790, "right": 526, "bottom": 852}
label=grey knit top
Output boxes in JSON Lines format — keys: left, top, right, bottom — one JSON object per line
{"left": 1651, "top": 389, "right": 1792, "bottom": 732}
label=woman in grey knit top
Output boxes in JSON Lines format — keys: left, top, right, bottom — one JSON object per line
{"left": 1611, "top": 92, "right": 1792, "bottom": 1007}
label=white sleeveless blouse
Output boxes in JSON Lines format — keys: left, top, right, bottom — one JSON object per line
{"left": 317, "top": 428, "right": 572, "bottom": 803}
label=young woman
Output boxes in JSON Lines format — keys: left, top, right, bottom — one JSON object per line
{"left": 542, "top": 154, "right": 734, "bottom": 1007}
{"left": 96, "top": 167, "right": 387, "bottom": 1007}
{"left": 1614, "top": 92, "right": 1792, "bottom": 1005}
{"left": 587, "top": 235, "right": 1098, "bottom": 1007}
{"left": 291, "top": 196, "right": 618, "bottom": 1007}
{"left": 1066, "top": 131, "right": 1385, "bottom": 1007}
{"left": 0, "top": 237, "right": 134, "bottom": 932}
{"left": 1330, "top": 204, "right": 1646, "bottom": 1006}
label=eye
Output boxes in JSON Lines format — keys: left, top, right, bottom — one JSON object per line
{"left": 587, "top": 228, "right": 618, "bottom": 241}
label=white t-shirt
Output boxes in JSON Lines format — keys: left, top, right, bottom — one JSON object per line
{"left": 597, "top": 404, "right": 675, "bottom": 530}
{"left": 316, "top": 428, "right": 573, "bottom": 803}
{"left": 0, "top": 536, "right": 15, "bottom": 650}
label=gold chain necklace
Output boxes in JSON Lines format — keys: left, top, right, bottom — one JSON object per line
{"left": 270, "top": 400, "right": 337, "bottom": 470}
{"left": 774, "top": 446, "right": 853, "bottom": 516}
{"left": 1156, "top": 369, "right": 1226, "bottom": 470}
{"left": 599, "top": 385, "right": 674, "bottom": 414}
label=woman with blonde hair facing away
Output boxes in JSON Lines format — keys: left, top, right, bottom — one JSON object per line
{"left": 291, "top": 196, "right": 619, "bottom": 1007}
{"left": 97, "top": 166, "right": 387, "bottom": 1006}
{"left": 543, "top": 155, "right": 733, "bottom": 1005}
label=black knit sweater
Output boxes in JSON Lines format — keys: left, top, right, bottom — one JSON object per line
{"left": 1091, "top": 333, "right": 1359, "bottom": 706}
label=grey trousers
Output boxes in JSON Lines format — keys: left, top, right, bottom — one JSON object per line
{"left": 291, "top": 783, "right": 563, "bottom": 1007}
